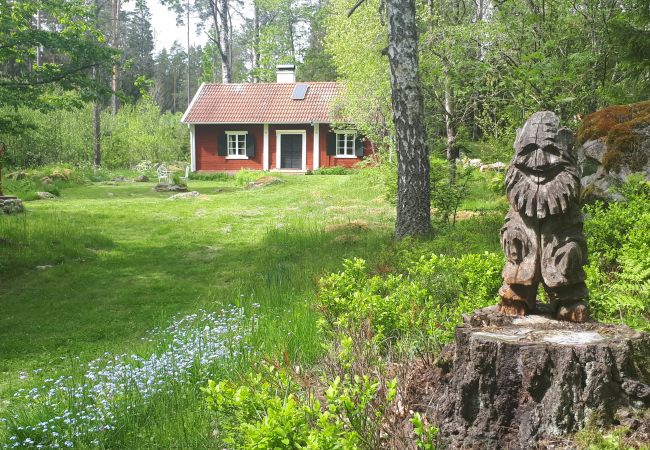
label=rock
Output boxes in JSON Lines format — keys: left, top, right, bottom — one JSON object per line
{"left": 40, "top": 176, "right": 53, "bottom": 185}
{"left": 111, "top": 176, "right": 129, "bottom": 182}
{"left": 107, "top": 192, "right": 114, "bottom": 197}
{"left": 0, "top": 196, "right": 25, "bottom": 214}
{"left": 479, "top": 161, "right": 506, "bottom": 172}
{"left": 429, "top": 306, "right": 650, "bottom": 449}
{"left": 577, "top": 100, "right": 650, "bottom": 202}
{"left": 153, "top": 183, "right": 187, "bottom": 192}
{"left": 36, "top": 191, "right": 56, "bottom": 199}
{"left": 6, "top": 171, "right": 26, "bottom": 180}
{"left": 168, "top": 191, "right": 199, "bottom": 200}
{"left": 245, "top": 176, "right": 283, "bottom": 189}
{"left": 467, "top": 158, "right": 483, "bottom": 168}
{"left": 36, "top": 265, "right": 53, "bottom": 270}
{"left": 133, "top": 175, "right": 149, "bottom": 182}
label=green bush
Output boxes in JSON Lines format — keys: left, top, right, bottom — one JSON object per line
{"left": 317, "top": 252, "right": 503, "bottom": 348}
{"left": 188, "top": 171, "right": 233, "bottom": 181}
{"left": 1, "top": 100, "right": 188, "bottom": 169}
{"left": 314, "top": 166, "right": 350, "bottom": 175}
{"left": 202, "top": 364, "right": 397, "bottom": 449}
{"left": 234, "top": 169, "right": 266, "bottom": 186}
{"left": 584, "top": 175, "right": 650, "bottom": 331}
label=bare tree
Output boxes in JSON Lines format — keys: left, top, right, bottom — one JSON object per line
{"left": 111, "top": 0, "right": 121, "bottom": 114}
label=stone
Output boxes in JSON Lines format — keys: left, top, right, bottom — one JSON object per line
{"left": 576, "top": 101, "right": 650, "bottom": 202}
{"left": 245, "top": 176, "right": 284, "bottom": 189}
{"left": 133, "top": 175, "right": 149, "bottom": 182}
{"left": 429, "top": 306, "right": 650, "bottom": 449}
{"left": 467, "top": 158, "right": 483, "bottom": 168}
{"left": 36, "top": 191, "right": 56, "bottom": 199}
{"left": 6, "top": 171, "right": 26, "bottom": 180}
{"left": 168, "top": 191, "right": 199, "bottom": 200}
{"left": 36, "top": 265, "right": 54, "bottom": 270}
{"left": 479, "top": 161, "right": 506, "bottom": 172}
{"left": 153, "top": 183, "right": 188, "bottom": 192}
{"left": 499, "top": 111, "right": 588, "bottom": 322}
{"left": 111, "top": 176, "right": 129, "bottom": 182}
{"left": 40, "top": 176, "right": 53, "bottom": 185}
{"left": 0, "top": 196, "right": 25, "bottom": 214}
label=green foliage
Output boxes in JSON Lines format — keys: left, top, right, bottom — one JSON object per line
{"left": 317, "top": 252, "right": 503, "bottom": 348}
{"left": 234, "top": 169, "right": 267, "bottom": 185}
{"left": 411, "top": 412, "right": 439, "bottom": 450}
{"left": 1, "top": 100, "right": 188, "bottom": 169}
{"left": 430, "top": 160, "right": 473, "bottom": 224}
{"left": 188, "top": 171, "right": 233, "bottom": 181}
{"left": 584, "top": 176, "right": 650, "bottom": 331}
{"left": 574, "top": 426, "right": 635, "bottom": 450}
{"left": 202, "top": 364, "right": 396, "bottom": 449}
{"left": 0, "top": 0, "right": 114, "bottom": 134}
{"left": 314, "top": 166, "right": 350, "bottom": 175}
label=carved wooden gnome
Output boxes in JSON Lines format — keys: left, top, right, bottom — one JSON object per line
{"left": 499, "top": 111, "right": 589, "bottom": 322}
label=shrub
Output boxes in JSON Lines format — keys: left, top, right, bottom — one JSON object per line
{"left": 188, "top": 171, "right": 233, "bottom": 181}
{"left": 202, "top": 364, "right": 397, "bottom": 449}
{"left": 314, "top": 166, "right": 350, "bottom": 175}
{"left": 584, "top": 175, "right": 649, "bottom": 331}
{"left": 234, "top": 169, "right": 266, "bottom": 186}
{"left": 317, "top": 252, "right": 503, "bottom": 348}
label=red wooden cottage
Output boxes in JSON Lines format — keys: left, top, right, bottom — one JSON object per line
{"left": 181, "top": 65, "right": 372, "bottom": 173}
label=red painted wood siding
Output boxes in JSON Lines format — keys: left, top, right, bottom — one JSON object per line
{"left": 194, "top": 123, "right": 374, "bottom": 172}
{"left": 195, "top": 124, "right": 264, "bottom": 171}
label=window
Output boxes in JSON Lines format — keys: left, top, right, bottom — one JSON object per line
{"left": 336, "top": 132, "right": 356, "bottom": 157}
{"left": 227, "top": 132, "right": 247, "bottom": 157}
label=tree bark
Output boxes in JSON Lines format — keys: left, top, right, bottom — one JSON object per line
{"left": 386, "top": 0, "right": 432, "bottom": 239}
{"left": 430, "top": 306, "right": 650, "bottom": 448}
{"left": 208, "top": 0, "right": 232, "bottom": 83}
{"left": 252, "top": 3, "right": 260, "bottom": 82}
{"left": 111, "top": 0, "right": 121, "bottom": 115}
{"left": 92, "top": 68, "right": 101, "bottom": 167}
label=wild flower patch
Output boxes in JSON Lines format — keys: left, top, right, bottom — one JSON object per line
{"left": 1, "top": 306, "right": 258, "bottom": 449}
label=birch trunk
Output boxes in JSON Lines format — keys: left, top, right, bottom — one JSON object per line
{"left": 218, "top": 0, "right": 232, "bottom": 83}
{"left": 92, "top": 67, "right": 101, "bottom": 167}
{"left": 111, "top": 0, "right": 120, "bottom": 115}
{"left": 386, "top": 0, "right": 432, "bottom": 238}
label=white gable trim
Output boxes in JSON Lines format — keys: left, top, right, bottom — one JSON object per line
{"left": 189, "top": 124, "right": 196, "bottom": 171}
{"left": 180, "top": 83, "right": 206, "bottom": 123}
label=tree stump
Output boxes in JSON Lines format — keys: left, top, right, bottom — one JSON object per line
{"left": 430, "top": 306, "right": 650, "bottom": 449}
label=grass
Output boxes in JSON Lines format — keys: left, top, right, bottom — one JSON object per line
{"left": 0, "top": 170, "right": 504, "bottom": 448}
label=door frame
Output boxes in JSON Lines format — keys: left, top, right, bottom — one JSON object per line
{"left": 276, "top": 130, "right": 307, "bottom": 170}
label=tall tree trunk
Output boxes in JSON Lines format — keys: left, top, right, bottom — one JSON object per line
{"left": 253, "top": 3, "right": 261, "bottom": 82}
{"left": 111, "top": 0, "right": 121, "bottom": 115}
{"left": 218, "top": 0, "right": 232, "bottom": 83}
{"left": 186, "top": 0, "right": 191, "bottom": 105}
{"left": 445, "top": 79, "right": 458, "bottom": 184}
{"left": 36, "top": 10, "right": 42, "bottom": 68}
{"left": 92, "top": 67, "right": 101, "bottom": 167}
{"left": 386, "top": 0, "right": 432, "bottom": 239}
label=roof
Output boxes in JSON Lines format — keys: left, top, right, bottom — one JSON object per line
{"left": 181, "top": 82, "right": 342, "bottom": 124}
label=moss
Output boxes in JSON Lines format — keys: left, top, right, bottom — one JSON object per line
{"left": 577, "top": 100, "right": 650, "bottom": 171}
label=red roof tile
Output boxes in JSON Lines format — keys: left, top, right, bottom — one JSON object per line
{"left": 181, "top": 82, "right": 341, "bottom": 124}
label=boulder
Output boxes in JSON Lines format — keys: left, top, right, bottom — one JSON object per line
{"left": 111, "top": 176, "right": 129, "bottom": 182}
{"left": 153, "top": 183, "right": 187, "bottom": 192}
{"left": 133, "top": 175, "right": 149, "bottom": 182}
{"left": 36, "top": 191, "right": 56, "bottom": 199}
{"left": 0, "top": 196, "right": 25, "bottom": 214}
{"left": 577, "top": 100, "right": 650, "bottom": 202}
{"left": 168, "top": 191, "right": 200, "bottom": 200}
{"left": 6, "top": 171, "right": 26, "bottom": 180}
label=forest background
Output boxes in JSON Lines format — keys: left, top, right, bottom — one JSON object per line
{"left": 1, "top": 0, "right": 649, "bottom": 170}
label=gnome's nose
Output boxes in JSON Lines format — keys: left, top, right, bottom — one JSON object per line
{"left": 532, "top": 148, "right": 560, "bottom": 169}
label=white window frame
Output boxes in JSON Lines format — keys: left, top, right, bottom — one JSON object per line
{"left": 226, "top": 131, "right": 248, "bottom": 159}
{"left": 335, "top": 130, "right": 357, "bottom": 158}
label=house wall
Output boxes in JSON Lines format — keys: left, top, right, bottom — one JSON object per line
{"left": 194, "top": 123, "right": 373, "bottom": 172}
{"left": 195, "top": 124, "right": 265, "bottom": 172}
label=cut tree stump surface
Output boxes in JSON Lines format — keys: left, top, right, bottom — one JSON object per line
{"left": 430, "top": 305, "right": 650, "bottom": 449}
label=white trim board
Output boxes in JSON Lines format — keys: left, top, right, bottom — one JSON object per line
{"left": 189, "top": 124, "right": 196, "bottom": 172}
{"left": 263, "top": 124, "right": 270, "bottom": 171}
{"left": 180, "top": 83, "right": 206, "bottom": 123}
{"left": 275, "top": 130, "right": 307, "bottom": 171}
{"left": 313, "top": 123, "right": 320, "bottom": 170}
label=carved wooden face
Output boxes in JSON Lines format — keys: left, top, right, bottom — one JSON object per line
{"left": 505, "top": 112, "right": 580, "bottom": 218}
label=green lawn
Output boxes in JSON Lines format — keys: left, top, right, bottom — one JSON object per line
{"left": 0, "top": 172, "right": 507, "bottom": 447}
{"left": 0, "top": 175, "right": 397, "bottom": 404}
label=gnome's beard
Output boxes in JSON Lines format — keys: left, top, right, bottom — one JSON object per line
{"left": 505, "top": 164, "right": 580, "bottom": 218}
